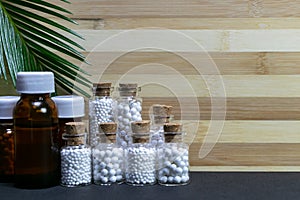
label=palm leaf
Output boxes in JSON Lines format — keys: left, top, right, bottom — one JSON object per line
{"left": 0, "top": 0, "right": 91, "bottom": 97}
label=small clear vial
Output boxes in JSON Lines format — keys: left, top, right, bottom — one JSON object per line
{"left": 0, "top": 96, "right": 19, "bottom": 182}
{"left": 14, "top": 72, "right": 60, "bottom": 188}
{"left": 92, "top": 122, "right": 124, "bottom": 185}
{"left": 52, "top": 95, "right": 85, "bottom": 150}
{"left": 125, "top": 121, "right": 156, "bottom": 186}
{"left": 89, "top": 83, "right": 115, "bottom": 147}
{"left": 116, "top": 83, "right": 142, "bottom": 147}
{"left": 60, "top": 122, "right": 91, "bottom": 187}
{"left": 149, "top": 104, "right": 174, "bottom": 147}
{"left": 157, "top": 123, "right": 190, "bottom": 186}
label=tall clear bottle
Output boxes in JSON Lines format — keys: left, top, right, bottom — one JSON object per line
{"left": 89, "top": 83, "right": 115, "bottom": 147}
{"left": 116, "top": 83, "right": 142, "bottom": 147}
{"left": 13, "top": 72, "right": 59, "bottom": 188}
{"left": 0, "top": 96, "right": 19, "bottom": 182}
{"left": 157, "top": 123, "right": 190, "bottom": 186}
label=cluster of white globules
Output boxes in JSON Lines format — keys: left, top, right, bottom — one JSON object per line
{"left": 157, "top": 144, "right": 189, "bottom": 185}
{"left": 150, "top": 131, "right": 164, "bottom": 148}
{"left": 61, "top": 146, "right": 92, "bottom": 187}
{"left": 116, "top": 99, "right": 142, "bottom": 146}
{"left": 125, "top": 145, "right": 156, "bottom": 185}
{"left": 92, "top": 145, "right": 124, "bottom": 185}
{"left": 89, "top": 97, "right": 115, "bottom": 146}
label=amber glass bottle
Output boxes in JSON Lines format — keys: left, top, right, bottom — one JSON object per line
{"left": 0, "top": 96, "right": 19, "bottom": 182}
{"left": 13, "top": 72, "right": 59, "bottom": 188}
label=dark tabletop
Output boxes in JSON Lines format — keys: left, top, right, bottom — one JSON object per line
{"left": 1, "top": 172, "right": 300, "bottom": 200}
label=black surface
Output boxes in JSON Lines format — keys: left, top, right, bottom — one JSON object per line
{"left": 1, "top": 172, "right": 300, "bottom": 200}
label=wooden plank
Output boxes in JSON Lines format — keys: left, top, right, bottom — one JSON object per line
{"left": 140, "top": 97, "right": 300, "bottom": 120}
{"left": 189, "top": 120, "right": 300, "bottom": 143}
{"left": 48, "top": 0, "right": 300, "bottom": 18}
{"left": 190, "top": 143, "right": 300, "bottom": 166}
{"left": 51, "top": 18, "right": 300, "bottom": 30}
{"left": 93, "top": 74, "right": 300, "bottom": 97}
{"left": 75, "top": 52, "right": 300, "bottom": 75}
{"left": 70, "top": 30, "right": 300, "bottom": 52}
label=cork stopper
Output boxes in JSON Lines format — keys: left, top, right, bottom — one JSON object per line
{"left": 163, "top": 123, "right": 182, "bottom": 143}
{"left": 131, "top": 120, "right": 150, "bottom": 133}
{"left": 150, "top": 104, "right": 173, "bottom": 124}
{"left": 119, "top": 83, "right": 138, "bottom": 89}
{"left": 93, "top": 82, "right": 112, "bottom": 96}
{"left": 131, "top": 120, "right": 150, "bottom": 143}
{"left": 118, "top": 83, "right": 139, "bottom": 96}
{"left": 63, "top": 133, "right": 86, "bottom": 146}
{"left": 65, "top": 122, "right": 86, "bottom": 135}
{"left": 152, "top": 104, "right": 173, "bottom": 116}
{"left": 63, "top": 122, "right": 86, "bottom": 145}
{"left": 99, "top": 122, "right": 117, "bottom": 143}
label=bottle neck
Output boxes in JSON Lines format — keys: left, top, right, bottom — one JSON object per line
{"left": 131, "top": 133, "right": 150, "bottom": 143}
{"left": 20, "top": 93, "right": 51, "bottom": 100}
{"left": 0, "top": 119, "right": 13, "bottom": 124}
{"left": 63, "top": 133, "right": 86, "bottom": 146}
{"left": 58, "top": 117, "right": 82, "bottom": 125}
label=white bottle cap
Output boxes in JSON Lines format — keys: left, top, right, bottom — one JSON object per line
{"left": 52, "top": 95, "right": 85, "bottom": 118}
{"left": 16, "top": 72, "right": 55, "bottom": 94}
{"left": 0, "top": 96, "right": 20, "bottom": 119}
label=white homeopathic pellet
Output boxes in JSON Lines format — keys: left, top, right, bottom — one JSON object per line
{"left": 93, "top": 144, "right": 124, "bottom": 185}
{"left": 89, "top": 98, "right": 115, "bottom": 147}
{"left": 125, "top": 145, "right": 156, "bottom": 185}
{"left": 158, "top": 143, "right": 190, "bottom": 185}
{"left": 61, "top": 145, "right": 92, "bottom": 187}
{"left": 116, "top": 99, "right": 142, "bottom": 146}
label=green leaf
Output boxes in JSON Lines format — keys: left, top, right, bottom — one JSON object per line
{"left": 23, "top": 0, "right": 72, "bottom": 14}
{"left": 38, "top": 57, "right": 91, "bottom": 88}
{"left": 26, "top": 41, "right": 89, "bottom": 75}
{"left": 2, "top": 2, "right": 84, "bottom": 39}
{"left": 4, "top": 0, "right": 76, "bottom": 24}
{"left": 10, "top": 11, "right": 85, "bottom": 50}
{"left": 0, "top": 0, "right": 91, "bottom": 97}
{"left": 19, "top": 27, "right": 85, "bottom": 61}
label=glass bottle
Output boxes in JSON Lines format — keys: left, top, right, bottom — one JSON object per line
{"left": 116, "top": 83, "right": 142, "bottom": 147}
{"left": 149, "top": 104, "right": 174, "bottom": 147}
{"left": 157, "top": 123, "right": 190, "bottom": 186}
{"left": 13, "top": 72, "right": 60, "bottom": 188}
{"left": 0, "top": 96, "right": 19, "bottom": 182}
{"left": 125, "top": 121, "right": 156, "bottom": 186}
{"left": 92, "top": 122, "right": 124, "bottom": 185}
{"left": 60, "top": 122, "right": 91, "bottom": 187}
{"left": 89, "top": 83, "right": 115, "bottom": 147}
{"left": 52, "top": 95, "right": 85, "bottom": 150}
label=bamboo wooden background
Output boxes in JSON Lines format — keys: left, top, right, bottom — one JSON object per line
{"left": 2, "top": 0, "right": 300, "bottom": 171}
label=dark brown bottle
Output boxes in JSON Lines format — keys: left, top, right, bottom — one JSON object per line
{"left": 13, "top": 72, "right": 59, "bottom": 188}
{"left": 0, "top": 96, "right": 19, "bottom": 182}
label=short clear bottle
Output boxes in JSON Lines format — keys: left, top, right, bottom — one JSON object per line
{"left": 116, "top": 83, "right": 142, "bottom": 147}
{"left": 0, "top": 96, "right": 19, "bottom": 182}
{"left": 157, "top": 123, "right": 190, "bottom": 186}
{"left": 125, "top": 121, "right": 156, "bottom": 186}
{"left": 89, "top": 83, "right": 116, "bottom": 147}
{"left": 60, "top": 122, "right": 91, "bottom": 187}
{"left": 92, "top": 122, "right": 124, "bottom": 185}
